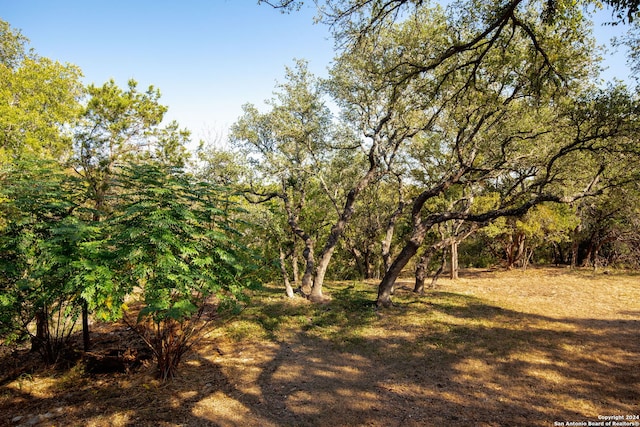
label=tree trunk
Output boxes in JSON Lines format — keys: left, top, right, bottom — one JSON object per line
{"left": 31, "top": 308, "right": 48, "bottom": 353}
{"left": 82, "top": 302, "right": 90, "bottom": 352}
{"left": 279, "top": 247, "right": 294, "bottom": 298}
{"left": 517, "top": 234, "right": 526, "bottom": 269}
{"left": 450, "top": 240, "right": 459, "bottom": 280}
{"left": 570, "top": 225, "right": 581, "bottom": 268}
{"left": 505, "top": 235, "right": 514, "bottom": 268}
{"left": 292, "top": 244, "right": 300, "bottom": 284}
{"left": 552, "top": 242, "right": 564, "bottom": 265}
{"left": 309, "top": 166, "right": 379, "bottom": 300}
{"left": 282, "top": 182, "right": 315, "bottom": 295}
{"left": 592, "top": 237, "right": 613, "bottom": 271}
{"left": 581, "top": 241, "right": 594, "bottom": 267}
{"left": 505, "top": 233, "right": 525, "bottom": 269}
{"left": 349, "top": 245, "right": 366, "bottom": 279}
{"left": 521, "top": 247, "right": 533, "bottom": 271}
{"left": 299, "top": 240, "right": 315, "bottom": 296}
{"left": 309, "top": 245, "right": 337, "bottom": 302}
{"left": 363, "top": 248, "right": 375, "bottom": 279}
{"left": 382, "top": 201, "right": 404, "bottom": 273}
{"left": 593, "top": 246, "right": 600, "bottom": 271}
{"left": 153, "top": 319, "right": 189, "bottom": 381}
{"left": 377, "top": 170, "right": 467, "bottom": 307}
{"left": 570, "top": 240, "right": 579, "bottom": 268}
{"left": 430, "top": 249, "right": 448, "bottom": 288}
{"left": 377, "top": 240, "right": 421, "bottom": 307}
{"left": 414, "top": 251, "right": 433, "bottom": 294}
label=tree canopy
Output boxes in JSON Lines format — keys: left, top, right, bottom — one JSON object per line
{"left": 255, "top": 0, "right": 640, "bottom": 306}
{"left": 0, "top": 19, "right": 83, "bottom": 163}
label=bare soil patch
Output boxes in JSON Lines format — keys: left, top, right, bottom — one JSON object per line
{"left": 1, "top": 267, "right": 639, "bottom": 426}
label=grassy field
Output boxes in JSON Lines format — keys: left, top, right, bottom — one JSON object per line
{"left": 1, "top": 267, "right": 639, "bottom": 426}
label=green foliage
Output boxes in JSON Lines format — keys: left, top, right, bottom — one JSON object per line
{"left": 148, "top": 120, "right": 191, "bottom": 167}
{"left": 1, "top": 0, "right": 639, "bottom": 374}
{"left": 481, "top": 203, "right": 580, "bottom": 267}
{"left": 82, "top": 163, "right": 255, "bottom": 379}
{"left": 74, "top": 79, "right": 194, "bottom": 218}
{"left": 0, "top": 157, "right": 255, "bottom": 373}
{"left": 517, "top": 204, "right": 580, "bottom": 244}
{"left": 573, "top": 184, "right": 640, "bottom": 267}
{"left": 0, "top": 159, "right": 88, "bottom": 362}
{"left": 0, "top": 19, "right": 29, "bottom": 68}
{"left": 0, "top": 19, "right": 83, "bottom": 163}
{"left": 98, "top": 163, "right": 251, "bottom": 320}
{"left": 231, "top": 59, "right": 334, "bottom": 185}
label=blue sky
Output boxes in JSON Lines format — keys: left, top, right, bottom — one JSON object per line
{"left": 2, "top": 1, "right": 334, "bottom": 142}
{"left": 1, "top": 1, "right": 633, "bottom": 144}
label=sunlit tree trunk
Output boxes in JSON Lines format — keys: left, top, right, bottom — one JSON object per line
{"left": 279, "top": 247, "right": 295, "bottom": 298}
{"left": 310, "top": 248, "right": 335, "bottom": 302}
{"left": 450, "top": 241, "right": 458, "bottom": 280}
{"left": 282, "top": 185, "right": 315, "bottom": 296}
{"left": 300, "top": 240, "right": 315, "bottom": 296}
{"left": 382, "top": 201, "right": 404, "bottom": 273}
{"left": 309, "top": 167, "right": 379, "bottom": 301}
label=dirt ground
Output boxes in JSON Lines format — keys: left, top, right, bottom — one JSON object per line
{"left": 1, "top": 267, "right": 639, "bottom": 426}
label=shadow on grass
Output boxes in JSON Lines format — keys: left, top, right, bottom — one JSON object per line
{"left": 1, "top": 281, "right": 639, "bottom": 426}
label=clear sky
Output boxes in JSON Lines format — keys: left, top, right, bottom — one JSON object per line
{"left": 1, "top": 1, "right": 633, "bottom": 144}
{"left": 1, "top": 0, "right": 334, "bottom": 143}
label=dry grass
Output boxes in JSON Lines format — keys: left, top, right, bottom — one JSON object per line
{"left": 1, "top": 267, "right": 639, "bottom": 426}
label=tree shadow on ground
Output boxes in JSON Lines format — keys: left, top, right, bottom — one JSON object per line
{"left": 1, "top": 282, "right": 638, "bottom": 426}
{"left": 200, "top": 284, "right": 639, "bottom": 426}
